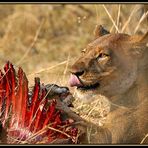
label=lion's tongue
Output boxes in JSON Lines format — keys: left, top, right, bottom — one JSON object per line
{"left": 69, "top": 74, "right": 83, "bottom": 87}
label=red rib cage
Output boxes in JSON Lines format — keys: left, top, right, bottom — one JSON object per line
{"left": 0, "top": 61, "right": 78, "bottom": 144}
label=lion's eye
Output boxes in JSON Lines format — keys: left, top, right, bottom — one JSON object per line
{"left": 81, "top": 48, "right": 86, "bottom": 53}
{"left": 96, "top": 53, "right": 109, "bottom": 60}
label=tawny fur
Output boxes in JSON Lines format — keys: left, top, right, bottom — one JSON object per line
{"left": 70, "top": 25, "right": 148, "bottom": 144}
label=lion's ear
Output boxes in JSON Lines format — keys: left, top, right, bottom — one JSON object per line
{"left": 94, "top": 25, "right": 110, "bottom": 38}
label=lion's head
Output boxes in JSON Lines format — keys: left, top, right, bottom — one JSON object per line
{"left": 69, "top": 25, "right": 148, "bottom": 103}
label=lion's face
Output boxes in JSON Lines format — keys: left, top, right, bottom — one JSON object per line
{"left": 69, "top": 25, "right": 147, "bottom": 103}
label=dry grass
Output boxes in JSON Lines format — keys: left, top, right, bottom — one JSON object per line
{"left": 0, "top": 4, "right": 147, "bottom": 144}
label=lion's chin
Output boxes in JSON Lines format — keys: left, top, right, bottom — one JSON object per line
{"left": 77, "top": 82, "right": 100, "bottom": 91}
{"left": 74, "top": 87, "right": 108, "bottom": 104}
{"left": 74, "top": 88, "right": 97, "bottom": 103}
{"left": 74, "top": 88, "right": 111, "bottom": 119}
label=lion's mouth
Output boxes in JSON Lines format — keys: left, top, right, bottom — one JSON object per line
{"left": 77, "top": 83, "right": 100, "bottom": 90}
{"left": 69, "top": 74, "right": 100, "bottom": 91}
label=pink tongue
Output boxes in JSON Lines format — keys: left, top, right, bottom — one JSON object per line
{"left": 69, "top": 74, "right": 83, "bottom": 87}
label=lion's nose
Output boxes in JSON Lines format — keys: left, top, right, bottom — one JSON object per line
{"left": 70, "top": 61, "right": 85, "bottom": 77}
{"left": 72, "top": 70, "right": 84, "bottom": 77}
{"left": 70, "top": 69, "right": 84, "bottom": 77}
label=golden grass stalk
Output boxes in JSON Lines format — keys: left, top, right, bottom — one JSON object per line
{"left": 20, "top": 125, "right": 48, "bottom": 144}
{"left": 94, "top": 5, "right": 99, "bottom": 24}
{"left": 27, "top": 60, "right": 69, "bottom": 77}
{"left": 22, "top": 123, "right": 74, "bottom": 144}
{"left": 0, "top": 67, "right": 10, "bottom": 81}
{"left": 116, "top": 5, "right": 121, "bottom": 33}
{"left": 17, "top": 19, "right": 45, "bottom": 66}
{"left": 134, "top": 11, "right": 148, "bottom": 34}
{"left": 62, "top": 53, "right": 70, "bottom": 85}
{"left": 102, "top": 5, "right": 119, "bottom": 33}
{"left": 140, "top": 133, "right": 148, "bottom": 144}
{"left": 121, "top": 5, "right": 138, "bottom": 33}
{"left": 110, "top": 24, "right": 115, "bottom": 33}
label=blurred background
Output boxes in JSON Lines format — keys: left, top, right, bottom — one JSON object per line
{"left": 0, "top": 4, "right": 147, "bottom": 87}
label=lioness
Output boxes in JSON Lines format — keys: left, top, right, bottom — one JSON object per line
{"left": 69, "top": 25, "right": 148, "bottom": 144}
